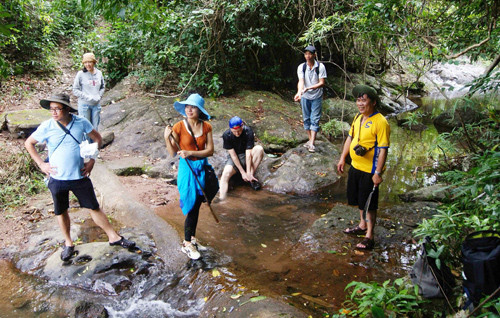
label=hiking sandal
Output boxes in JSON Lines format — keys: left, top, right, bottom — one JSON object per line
{"left": 343, "top": 225, "right": 367, "bottom": 235}
{"left": 356, "top": 238, "right": 375, "bottom": 250}
{"left": 110, "top": 236, "right": 136, "bottom": 249}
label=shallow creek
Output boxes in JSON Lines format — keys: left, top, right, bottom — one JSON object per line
{"left": 0, "top": 117, "right": 441, "bottom": 317}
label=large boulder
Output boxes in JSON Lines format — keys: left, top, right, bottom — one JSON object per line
{"left": 433, "top": 105, "right": 488, "bottom": 133}
{"left": 399, "top": 184, "right": 451, "bottom": 202}
{"left": 260, "top": 140, "right": 341, "bottom": 195}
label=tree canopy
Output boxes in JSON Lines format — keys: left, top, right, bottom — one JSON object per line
{"left": 1, "top": 0, "right": 498, "bottom": 95}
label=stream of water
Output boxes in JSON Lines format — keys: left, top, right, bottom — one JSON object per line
{"left": 0, "top": 115, "right": 442, "bottom": 317}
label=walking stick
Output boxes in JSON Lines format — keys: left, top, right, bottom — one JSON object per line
{"left": 168, "top": 134, "right": 220, "bottom": 224}
{"left": 363, "top": 185, "right": 377, "bottom": 222}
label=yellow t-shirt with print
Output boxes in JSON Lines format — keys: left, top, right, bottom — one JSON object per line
{"left": 349, "top": 112, "right": 390, "bottom": 174}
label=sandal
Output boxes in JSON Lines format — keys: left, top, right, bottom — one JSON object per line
{"left": 60, "top": 245, "right": 75, "bottom": 261}
{"left": 110, "top": 236, "right": 136, "bottom": 249}
{"left": 356, "top": 238, "right": 375, "bottom": 250}
{"left": 343, "top": 225, "right": 367, "bottom": 235}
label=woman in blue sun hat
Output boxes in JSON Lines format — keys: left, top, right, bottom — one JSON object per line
{"left": 164, "top": 93, "right": 214, "bottom": 260}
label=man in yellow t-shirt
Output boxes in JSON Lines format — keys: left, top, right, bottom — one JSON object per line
{"left": 337, "top": 85, "right": 390, "bottom": 250}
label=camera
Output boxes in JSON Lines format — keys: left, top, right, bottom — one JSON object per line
{"left": 353, "top": 144, "right": 368, "bottom": 156}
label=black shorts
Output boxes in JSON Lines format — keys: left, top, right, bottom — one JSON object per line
{"left": 347, "top": 166, "right": 379, "bottom": 211}
{"left": 47, "top": 177, "right": 99, "bottom": 215}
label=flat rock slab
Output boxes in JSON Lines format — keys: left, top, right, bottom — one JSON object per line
{"left": 3, "top": 109, "right": 51, "bottom": 137}
{"left": 103, "top": 156, "right": 151, "bottom": 176}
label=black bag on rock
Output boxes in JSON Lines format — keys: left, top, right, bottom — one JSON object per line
{"left": 203, "top": 164, "right": 219, "bottom": 204}
{"left": 410, "top": 237, "right": 455, "bottom": 299}
{"left": 462, "top": 230, "right": 500, "bottom": 306}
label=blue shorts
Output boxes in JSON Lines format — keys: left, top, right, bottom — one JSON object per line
{"left": 347, "top": 166, "right": 379, "bottom": 211}
{"left": 47, "top": 177, "right": 99, "bottom": 215}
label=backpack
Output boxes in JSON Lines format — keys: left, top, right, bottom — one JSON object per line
{"left": 462, "top": 230, "right": 500, "bottom": 306}
{"left": 302, "top": 62, "right": 320, "bottom": 77}
{"left": 410, "top": 237, "right": 455, "bottom": 298}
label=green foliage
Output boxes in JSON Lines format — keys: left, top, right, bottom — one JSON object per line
{"left": 300, "top": 0, "right": 499, "bottom": 93}
{"left": 402, "top": 112, "right": 424, "bottom": 129}
{"left": 414, "top": 149, "right": 500, "bottom": 264}
{"left": 0, "top": 0, "right": 95, "bottom": 79}
{"left": 331, "top": 278, "right": 423, "bottom": 317}
{"left": 321, "top": 119, "right": 348, "bottom": 138}
{"left": 0, "top": 143, "right": 45, "bottom": 212}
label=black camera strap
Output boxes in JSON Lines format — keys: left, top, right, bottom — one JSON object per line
{"left": 47, "top": 116, "right": 77, "bottom": 161}
{"left": 356, "top": 114, "right": 375, "bottom": 152}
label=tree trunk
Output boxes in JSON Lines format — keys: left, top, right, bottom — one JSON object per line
{"left": 484, "top": 53, "right": 500, "bottom": 77}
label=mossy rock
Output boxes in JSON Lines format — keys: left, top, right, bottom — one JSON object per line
{"left": 3, "top": 109, "right": 51, "bottom": 137}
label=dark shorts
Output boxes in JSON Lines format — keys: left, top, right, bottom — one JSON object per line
{"left": 47, "top": 177, "right": 99, "bottom": 215}
{"left": 225, "top": 153, "right": 246, "bottom": 170}
{"left": 347, "top": 166, "right": 379, "bottom": 211}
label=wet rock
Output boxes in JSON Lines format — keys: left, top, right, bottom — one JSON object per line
{"left": 260, "top": 141, "right": 341, "bottom": 195}
{"left": 297, "top": 201, "right": 437, "bottom": 255}
{"left": 41, "top": 233, "right": 155, "bottom": 295}
{"left": 2, "top": 109, "right": 51, "bottom": 138}
{"left": 433, "top": 105, "right": 488, "bottom": 133}
{"left": 399, "top": 184, "right": 450, "bottom": 202}
{"left": 74, "top": 301, "right": 109, "bottom": 318}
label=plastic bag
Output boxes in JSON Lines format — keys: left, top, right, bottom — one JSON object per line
{"left": 79, "top": 140, "right": 99, "bottom": 159}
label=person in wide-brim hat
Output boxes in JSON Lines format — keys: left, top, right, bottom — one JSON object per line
{"left": 174, "top": 93, "right": 211, "bottom": 120}
{"left": 40, "top": 94, "right": 78, "bottom": 113}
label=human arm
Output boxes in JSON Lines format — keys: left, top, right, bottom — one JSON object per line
{"left": 87, "top": 129, "right": 102, "bottom": 148}
{"left": 177, "top": 130, "right": 214, "bottom": 159}
{"left": 72, "top": 72, "right": 91, "bottom": 102}
{"left": 99, "top": 71, "right": 105, "bottom": 98}
{"left": 164, "top": 125, "right": 179, "bottom": 157}
{"left": 303, "top": 77, "right": 325, "bottom": 92}
{"left": 294, "top": 78, "right": 305, "bottom": 102}
{"left": 24, "top": 135, "right": 56, "bottom": 176}
{"left": 337, "top": 136, "right": 352, "bottom": 174}
{"left": 372, "top": 148, "right": 388, "bottom": 186}
{"left": 228, "top": 148, "right": 250, "bottom": 181}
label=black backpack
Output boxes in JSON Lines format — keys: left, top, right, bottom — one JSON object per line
{"left": 302, "top": 62, "right": 320, "bottom": 76}
{"left": 462, "top": 230, "right": 500, "bottom": 306}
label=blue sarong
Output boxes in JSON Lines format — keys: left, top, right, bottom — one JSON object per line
{"left": 177, "top": 157, "right": 206, "bottom": 215}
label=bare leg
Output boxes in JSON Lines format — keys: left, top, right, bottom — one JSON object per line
{"left": 357, "top": 210, "right": 377, "bottom": 248}
{"left": 306, "top": 130, "right": 312, "bottom": 145}
{"left": 249, "top": 145, "right": 264, "bottom": 176}
{"left": 56, "top": 211, "right": 73, "bottom": 247}
{"left": 88, "top": 208, "right": 121, "bottom": 243}
{"left": 310, "top": 130, "right": 317, "bottom": 146}
{"left": 219, "top": 165, "right": 236, "bottom": 200}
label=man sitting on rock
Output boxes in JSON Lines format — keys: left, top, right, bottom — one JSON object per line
{"left": 219, "top": 116, "right": 264, "bottom": 201}
{"left": 25, "top": 94, "right": 135, "bottom": 262}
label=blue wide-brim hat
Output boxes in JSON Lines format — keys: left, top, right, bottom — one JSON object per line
{"left": 173, "top": 93, "right": 211, "bottom": 120}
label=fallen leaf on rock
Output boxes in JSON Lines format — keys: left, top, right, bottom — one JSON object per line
{"left": 212, "top": 268, "right": 221, "bottom": 277}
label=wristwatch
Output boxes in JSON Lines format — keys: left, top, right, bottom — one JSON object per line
{"left": 374, "top": 170, "right": 382, "bottom": 176}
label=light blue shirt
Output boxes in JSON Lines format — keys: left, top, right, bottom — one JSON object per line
{"left": 31, "top": 115, "right": 93, "bottom": 180}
